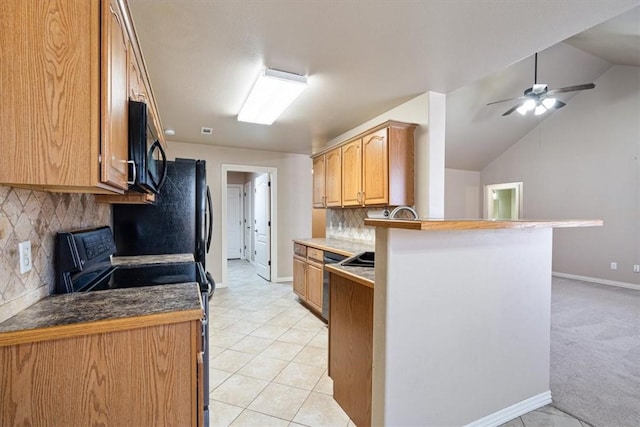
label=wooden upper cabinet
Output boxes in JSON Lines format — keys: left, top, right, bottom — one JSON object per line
{"left": 101, "top": 0, "right": 130, "bottom": 191}
{"left": 362, "top": 129, "right": 389, "bottom": 205}
{"left": 0, "top": 1, "right": 102, "bottom": 192}
{"left": 325, "top": 148, "right": 342, "bottom": 207}
{"left": 341, "top": 139, "right": 362, "bottom": 206}
{"left": 128, "top": 44, "right": 146, "bottom": 103}
{"left": 0, "top": 0, "right": 164, "bottom": 195}
{"left": 310, "top": 120, "right": 415, "bottom": 209}
{"left": 313, "top": 155, "right": 326, "bottom": 208}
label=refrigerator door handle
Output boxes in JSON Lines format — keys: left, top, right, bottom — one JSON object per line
{"left": 206, "top": 186, "right": 213, "bottom": 253}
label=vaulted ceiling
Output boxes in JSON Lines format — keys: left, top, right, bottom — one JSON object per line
{"left": 128, "top": 1, "right": 640, "bottom": 171}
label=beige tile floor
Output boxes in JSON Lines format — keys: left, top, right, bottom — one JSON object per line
{"left": 209, "top": 260, "right": 353, "bottom": 426}
{"left": 213, "top": 260, "right": 593, "bottom": 427}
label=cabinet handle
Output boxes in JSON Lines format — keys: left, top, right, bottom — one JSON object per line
{"left": 361, "top": 191, "right": 365, "bottom": 205}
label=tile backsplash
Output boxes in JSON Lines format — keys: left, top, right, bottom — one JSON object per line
{"left": 0, "top": 185, "right": 111, "bottom": 322}
{"left": 326, "top": 208, "right": 375, "bottom": 242}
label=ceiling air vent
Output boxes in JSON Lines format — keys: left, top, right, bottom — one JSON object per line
{"left": 201, "top": 127, "right": 213, "bottom": 135}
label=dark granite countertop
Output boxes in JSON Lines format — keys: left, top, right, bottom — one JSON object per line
{"left": 325, "top": 264, "right": 375, "bottom": 288}
{"left": 0, "top": 283, "right": 203, "bottom": 346}
{"left": 111, "top": 253, "right": 195, "bottom": 266}
{"left": 293, "top": 237, "right": 374, "bottom": 257}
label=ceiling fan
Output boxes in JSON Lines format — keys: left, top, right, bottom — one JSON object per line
{"left": 487, "top": 53, "right": 595, "bottom": 117}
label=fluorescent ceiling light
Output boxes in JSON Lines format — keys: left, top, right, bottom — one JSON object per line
{"left": 238, "top": 68, "right": 308, "bottom": 125}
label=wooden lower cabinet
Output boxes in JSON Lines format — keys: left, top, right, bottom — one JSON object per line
{"left": 306, "top": 262, "right": 323, "bottom": 312}
{"left": 0, "top": 320, "right": 202, "bottom": 427}
{"left": 292, "top": 243, "right": 325, "bottom": 316}
{"left": 329, "top": 272, "right": 373, "bottom": 427}
{"left": 293, "top": 255, "right": 307, "bottom": 299}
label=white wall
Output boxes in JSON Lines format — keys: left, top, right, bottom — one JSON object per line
{"left": 168, "top": 141, "right": 312, "bottom": 284}
{"left": 444, "top": 168, "right": 481, "bottom": 218}
{"left": 481, "top": 65, "right": 640, "bottom": 286}
{"left": 372, "top": 227, "right": 553, "bottom": 425}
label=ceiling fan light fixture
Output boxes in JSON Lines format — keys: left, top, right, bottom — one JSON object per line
{"left": 523, "top": 99, "right": 536, "bottom": 111}
{"left": 517, "top": 105, "right": 529, "bottom": 115}
{"left": 534, "top": 104, "right": 547, "bottom": 116}
{"left": 237, "top": 68, "right": 308, "bottom": 125}
{"left": 542, "top": 97, "right": 557, "bottom": 109}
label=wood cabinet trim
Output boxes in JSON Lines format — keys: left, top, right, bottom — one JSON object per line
{"left": 310, "top": 120, "right": 417, "bottom": 159}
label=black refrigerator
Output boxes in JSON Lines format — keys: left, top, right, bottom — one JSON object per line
{"left": 112, "top": 158, "right": 213, "bottom": 426}
{"left": 113, "top": 158, "right": 212, "bottom": 265}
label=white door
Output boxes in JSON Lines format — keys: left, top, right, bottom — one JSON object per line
{"left": 254, "top": 174, "right": 271, "bottom": 281}
{"left": 227, "top": 185, "right": 243, "bottom": 259}
{"left": 243, "top": 181, "right": 252, "bottom": 261}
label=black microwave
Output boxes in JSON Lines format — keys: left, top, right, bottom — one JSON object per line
{"left": 128, "top": 100, "right": 167, "bottom": 194}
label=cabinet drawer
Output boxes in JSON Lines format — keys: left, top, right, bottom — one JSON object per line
{"left": 294, "top": 243, "right": 307, "bottom": 257}
{"left": 307, "top": 247, "right": 324, "bottom": 263}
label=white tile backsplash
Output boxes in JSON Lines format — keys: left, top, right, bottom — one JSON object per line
{"left": 326, "top": 208, "right": 374, "bottom": 243}
{"left": 0, "top": 185, "right": 111, "bottom": 322}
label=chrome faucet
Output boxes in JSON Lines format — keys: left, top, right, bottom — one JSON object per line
{"left": 389, "top": 206, "right": 418, "bottom": 220}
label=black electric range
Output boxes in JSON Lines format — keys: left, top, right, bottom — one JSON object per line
{"left": 54, "top": 226, "right": 212, "bottom": 425}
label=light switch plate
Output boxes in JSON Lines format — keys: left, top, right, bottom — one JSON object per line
{"left": 19, "top": 240, "right": 32, "bottom": 274}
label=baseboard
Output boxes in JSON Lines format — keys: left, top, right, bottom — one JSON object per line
{"left": 214, "top": 282, "right": 226, "bottom": 289}
{"left": 553, "top": 272, "right": 639, "bottom": 291}
{"left": 275, "top": 276, "right": 293, "bottom": 283}
{"left": 465, "top": 391, "right": 552, "bottom": 427}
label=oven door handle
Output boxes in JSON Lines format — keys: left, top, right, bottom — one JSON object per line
{"left": 149, "top": 140, "right": 168, "bottom": 192}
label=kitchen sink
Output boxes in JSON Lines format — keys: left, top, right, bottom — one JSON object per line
{"left": 341, "top": 251, "right": 375, "bottom": 267}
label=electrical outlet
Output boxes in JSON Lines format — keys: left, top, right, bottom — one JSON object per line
{"left": 19, "top": 241, "right": 32, "bottom": 274}
{"left": 634, "top": 265, "right": 640, "bottom": 273}
{"left": 610, "top": 262, "right": 617, "bottom": 270}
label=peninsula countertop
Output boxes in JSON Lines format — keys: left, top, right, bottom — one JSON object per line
{"left": 325, "top": 263, "right": 374, "bottom": 288}
{"left": 364, "top": 218, "right": 604, "bottom": 230}
{"left": 0, "top": 282, "right": 203, "bottom": 347}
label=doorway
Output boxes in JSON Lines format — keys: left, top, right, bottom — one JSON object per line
{"left": 221, "top": 165, "right": 277, "bottom": 288}
{"left": 254, "top": 173, "right": 271, "bottom": 281}
{"left": 226, "top": 184, "right": 243, "bottom": 260}
{"left": 484, "top": 182, "right": 523, "bottom": 220}
{"left": 243, "top": 181, "right": 253, "bottom": 262}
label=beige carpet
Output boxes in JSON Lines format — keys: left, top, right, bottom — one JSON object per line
{"left": 551, "top": 277, "right": 640, "bottom": 427}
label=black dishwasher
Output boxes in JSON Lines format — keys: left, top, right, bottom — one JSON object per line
{"left": 322, "top": 252, "right": 348, "bottom": 321}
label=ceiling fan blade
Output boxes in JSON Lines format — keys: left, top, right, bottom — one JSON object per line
{"left": 547, "top": 83, "right": 595, "bottom": 95}
{"left": 487, "top": 96, "right": 526, "bottom": 106}
{"left": 502, "top": 104, "right": 521, "bottom": 116}
{"left": 553, "top": 100, "right": 566, "bottom": 109}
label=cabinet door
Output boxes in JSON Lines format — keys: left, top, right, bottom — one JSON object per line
{"left": 101, "top": 0, "right": 130, "bottom": 191}
{"left": 306, "top": 262, "right": 324, "bottom": 313}
{"left": 128, "top": 46, "right": 146, "bottom": 102}
{"left": 312, "top": 155, "right": 326, "bottom": 208}
{"left": 341, "top": 139, "right": 362, "bottom": 206}
{"left": 362, "top": 129, "right": 388, "bottom": 205}
{"left": 293, "top": 256, "right": 307, "bottom": 298}
{"left": 325, "top": 148, "right": 342, "bottom": 207}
